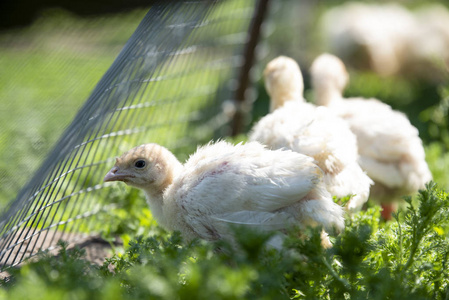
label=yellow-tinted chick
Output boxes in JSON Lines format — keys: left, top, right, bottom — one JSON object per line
{"left": 310, "top": 53, "right": 432, "bottom": 219}
{"left": 250, "top": 56, "right": 372, "bottom": 212}
{"left": 104, "top": 141, "right": 344, "bottom": 246}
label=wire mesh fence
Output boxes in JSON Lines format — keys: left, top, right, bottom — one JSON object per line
{"left": 0, "top": 0, "right": 271, "bottom": 270}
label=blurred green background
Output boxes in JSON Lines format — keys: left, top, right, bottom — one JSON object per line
{"left": 0, "top": 9, "right": 147, "bottom": 206}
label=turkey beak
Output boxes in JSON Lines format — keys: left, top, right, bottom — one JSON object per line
{"left": 104, "top": 166, "right": 135, "bottom": 182}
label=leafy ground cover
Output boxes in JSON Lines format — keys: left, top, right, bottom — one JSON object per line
{"left": 1, "top": 183, "right": 448, "bottom": 299}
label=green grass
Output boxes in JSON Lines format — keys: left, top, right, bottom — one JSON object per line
{"left": 0, "top": 9, "right": 147, "bottom": 206}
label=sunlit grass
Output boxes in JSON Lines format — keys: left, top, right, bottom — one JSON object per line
{"left": 0, "top": 9, "right": 148, "bottom": 206}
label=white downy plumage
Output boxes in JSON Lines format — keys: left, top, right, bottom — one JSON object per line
{"left": 310, "top": 53, "right": 432, "bottom": 213}
{"left": 319, "top": 2, "right": 416, "bottom": 76}
{"left": 319, "top": 2, "right": 449, "bottom": 81}
{"left": 104, "top": 141, "right": 344, "bottom": 247}
{"left": 406, "top": 4, "right": 449, "bottom": 77}
{"left": 249, "top": 56, "right": 372, "bottom": 212}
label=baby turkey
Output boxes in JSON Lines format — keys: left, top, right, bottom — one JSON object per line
{"left": 249, "top": 56, "right": 372, "bottom": 212}
{"left": 104, "top": 141, "right": 344, "bottom": 246}
{"left": 310, "top": 53, "right": 432, "bottom": 219}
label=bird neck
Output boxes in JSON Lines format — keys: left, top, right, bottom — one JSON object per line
{"left": 143, "top": 168, "right": 192, "bottom": 237}
{"left": 142, "top": 156, "right": 183, "bottom": 228}
{"left": 314, "top": 87, "right": 342, "bottom": 107}
{"left": 143, "top": 189, "right": 165, "bottom": 224}
{"left": 270, "top": 89, "right": 303, "bottom": 112}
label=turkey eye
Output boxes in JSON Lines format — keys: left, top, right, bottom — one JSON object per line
{"left": 134, "top": 160, "right": 146, "bottom": 169}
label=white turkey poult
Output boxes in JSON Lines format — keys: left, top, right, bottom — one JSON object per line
{"left": 103, "top": 141, "right": 344, "bottom": 248}
{"left": 310, "top": 53, "right": 432, "bottom": 219}
{"left": 249, "top": 56, "right": 372, "bottom": 212}
{"left": 320, "top": 2, "right": 449, "bottom": 81}
{"left": 319, "top": 2, "right": 416, "bottom": 77}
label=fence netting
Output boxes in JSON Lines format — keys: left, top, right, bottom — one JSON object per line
{"left": 0, "top": 0, "right": 264, "bottom": 270}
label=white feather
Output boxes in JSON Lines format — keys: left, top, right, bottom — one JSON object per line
{"left": 250, "top": 56, "right": 372, "bottom": 212}
{"left": 163, "top": 141, "right": 344, "bottom": 241}
{"left": 311, "top": 53, "right": 432, "bottom": 201}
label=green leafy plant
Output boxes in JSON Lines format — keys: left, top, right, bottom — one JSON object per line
{"left": 1, "top": 183, "right": 448, "bottom": 300}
